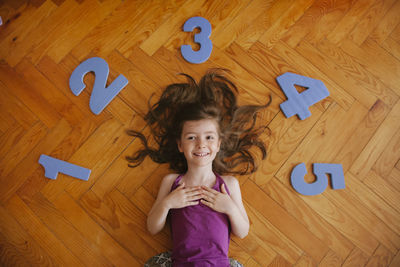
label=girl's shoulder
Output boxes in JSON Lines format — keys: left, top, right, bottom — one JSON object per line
{"left": 161, "top": 173, "right": 181, "bottom": 188}
{"left": 220, "top": 175, "right": 240, "bottom": 190}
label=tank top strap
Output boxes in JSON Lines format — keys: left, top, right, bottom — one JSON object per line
{"left": 170, "top": 174, "right": 183, "bottom": 192}
{"left": 215, "top": 173, "right": 230, "bottom": 195}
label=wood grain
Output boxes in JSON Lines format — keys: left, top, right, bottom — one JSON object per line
{"left": 1, "top": 0, "right": 399, "bottom": 266}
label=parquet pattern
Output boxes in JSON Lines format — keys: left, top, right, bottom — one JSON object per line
{"left": 1, "top": 0, "right": 399, "bottom": 266}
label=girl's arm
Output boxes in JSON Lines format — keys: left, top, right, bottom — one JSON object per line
{"left": 201, "top": 176, "right": 249, "bottom": 238}
{"left": 147, "top": 174, "right": 202, "bottom": 235}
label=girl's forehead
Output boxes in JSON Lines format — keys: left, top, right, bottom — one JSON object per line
{"left": 182, "top": 119, "right": 219, "bottom": 133}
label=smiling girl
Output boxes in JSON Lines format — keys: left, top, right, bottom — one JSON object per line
{"left": 126, "top": 69, "right": 270, "bottom": 266}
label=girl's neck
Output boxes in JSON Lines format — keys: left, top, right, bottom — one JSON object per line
{"left": 183, "top": 165, "right": 216, "bottom": 187}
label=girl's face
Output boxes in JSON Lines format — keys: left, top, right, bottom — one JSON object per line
{"left": 178, "top": 119, "right": 221, "bottom": 168}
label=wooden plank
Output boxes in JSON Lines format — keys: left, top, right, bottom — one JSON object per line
{"left": 296, "top": 40, "right": 377, "bottom": 110}
{"left": 335, "top": 100, "right": 390, "bottom": 174}
{"left": 28, "top": 0, "right": 119, "bottom": 64}
{"left": 322, "top": 174, "right": 400, "bottom": 254}
{"left": 234, "top": 0, "right": 291, "bottom": 50}
{"left": 368, "top": 0, "right": 400, "bottom": 45}
{"left": 294, "top": 254, "right": 316, "bottom": 267}
{"left": 272, "top": 41, "right": 354, "bottom": 111}
{"left": 0, "top": 60, "right": 61, "bottom": 128}
{"left": 5, "top": 195, "right": 84, "bottom": 266}
{"left": 318, "top": 250, "right": 342, "bottom": 266}
{"left": 389, "top": 251, "right": 400, "bottom": 267}
{"left": 363, "top": 170, "right": 400, "bottom": 214}
{"left": 117, "top": 0, "right": 187, "bottom": 58}
{"left": 373, "top": 127, "right": 400, "bottom": 177}
{"left": 252, "top": 106, "right": 322, "bottom": 187}
{"left": 342, "top": 247, "right": 369, "bottom": 267}
{"left": 265, "top": 178, "right": 354, "bottom": 260}
{"left": 0, "top": 121, "right": 46, "bottom": 178}
{"left": 303, "top": 0, "right": 352, "bottom": 45}
{"left": 70, "top": 0, "right": 144, "bottom": 61}
{"left": 0, "top": 0, "right": 56, "bottom": 66}
{"left": 381, "top": 36, "right": 400, "bottom": 61}
{"left": 243, "top": 204, "right": 299, "bottom": 264}
{"left": 350, "top": 100, "right": 400, "bottom": 179}
{"left": 365, "top": 244, "right": 394, "bottom": 267}
{"left": 348, "top": 0, "right": 396, "bottom": 45}
{"left": 80, "top": 189, "right": 169, "bottom": 264}
{"left": 387, "top": 167, "right": 400, "bottom": 193}
{"left": 0, "top": 118, "right": 71, "bottom": 204}
{"left": 276, "top": 101, "right": 367, "bottom": 183}
{"left": 257, "top": 0, "right": 314, "bottom": 49}
{"left": 340, "top": 38, "right": 400, "bottom": 95}
{"left": 0, "top": 205, "right": 56, "bottom": 266}
{"left": 314, "top": 39, "right": 398, "bottom": 109}
{"left": 0, "top": 81, "right": 39, "bottom": 129}
{"left": 242, "top": 180, "right": 329, "bottom": 262}
{"left": 282, "top": 0, "right": 347, "bottom": 48}
{"left": 51, "top": 191, "right": 140, "bottom": 266}
{"left": 326, "top": 0, "right": 375, "bottom": 44}
{"left": 344, "top": 172, "right": 400, "bottom": 237}
{"left": 22, "top": 192, "right": 113, "bottom": 266}
{"left": 139, "top": 0, "right": 205, "bottom": 56}
{"left": 212, "top": 0, "right": 276, "bottom": 50}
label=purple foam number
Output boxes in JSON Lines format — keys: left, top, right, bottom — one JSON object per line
{"left": 277, "top": 72, "right": 330, "bottom": 120}
{"left": 39, "top": 154, "right": 91, "bottom": 181}
{"left": 69, "top": 57, "right": 129, "bottom": 115}
{"left": 181, "top": 16, "right": 212, "bottom": 64}
{"left": 313, "top": 163, "right": 345, "bottom": 190}
{"left": 290, "top": 163, "right": 345, "bottom": 196}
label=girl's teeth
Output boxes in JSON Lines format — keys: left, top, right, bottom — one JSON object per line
{"left": 195, "top": 153, "right": 208, "bottom": 157}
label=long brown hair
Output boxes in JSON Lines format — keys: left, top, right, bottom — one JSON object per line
{"left": 126, "top": 69, "right": 271, "bottom": 175}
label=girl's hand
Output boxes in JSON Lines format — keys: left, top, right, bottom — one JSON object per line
{"left": 200, "top": 184, "right": 234, "bottom": 214}
{"left": 164, "top": 182, "right": 202, "bottom": 209}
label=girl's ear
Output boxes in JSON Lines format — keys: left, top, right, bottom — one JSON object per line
{"left": 177, "top": 139, "right": 183, "bottom": 152}
{"left": 217, "top": 138, "right": 222, "bottom": 152}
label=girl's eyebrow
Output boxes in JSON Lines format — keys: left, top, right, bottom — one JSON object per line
{"left": 184, "top": 131, "right": 218, "bottom": 135}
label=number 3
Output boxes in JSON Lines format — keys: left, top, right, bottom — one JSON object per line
{"left": 181, "top": 17, "right": 213, "bottom": 64}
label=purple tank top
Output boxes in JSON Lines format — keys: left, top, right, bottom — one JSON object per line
{"left": 170, "top": 174, "right": 231, "bottom": 267}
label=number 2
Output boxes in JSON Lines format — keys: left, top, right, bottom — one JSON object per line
{"left": 69, "top": 57, "right": 129, "bottom": 115}
{"left": 181, "top": 17, "right": 213, "bottom": 64}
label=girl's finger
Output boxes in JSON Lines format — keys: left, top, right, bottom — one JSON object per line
{"left": 201, "top": 186, "right": 218, "bottom": 194}
{"left": 201, "top": 189, "right": 216, "bottom": 199}
{"left": 187, "top": 194, "right": 202, "bottom": 201}
{"left": 186, "top": 200, "right": 199, "bottom": 206}
{"left": 201, "top": 193, "right": 213, "bottom": 202}
{"left": 200, "top": 199, "right": 213, "bottom": 208}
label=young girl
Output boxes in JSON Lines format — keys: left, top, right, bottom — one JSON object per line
{"left": 126, "top": 69, "right": 270, "bottom": 267}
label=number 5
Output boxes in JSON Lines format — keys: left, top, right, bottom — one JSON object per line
{"left": 181, "top": 17, "right": 213, "bottom": 64}
{"left": 290, "top": 163, "right": 345, "bottom": 195}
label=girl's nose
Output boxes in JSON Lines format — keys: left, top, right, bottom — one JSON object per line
{"left": 197, "top": 139, "right": 206, "bottom": 148}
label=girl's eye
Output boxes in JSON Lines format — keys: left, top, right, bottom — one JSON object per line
{"left": 206, "top": 135, "right": 215, "bottom": 140}
{"left": 187, "top": 136, "right": 196, "bottom": 140}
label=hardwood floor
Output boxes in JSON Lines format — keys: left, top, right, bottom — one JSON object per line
{"left": 1, "top": 0, "right": 399, "bottom": 266}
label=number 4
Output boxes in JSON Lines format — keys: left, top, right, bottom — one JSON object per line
{"left": 277, "top": 72, "right": 330, "bottom": 120}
